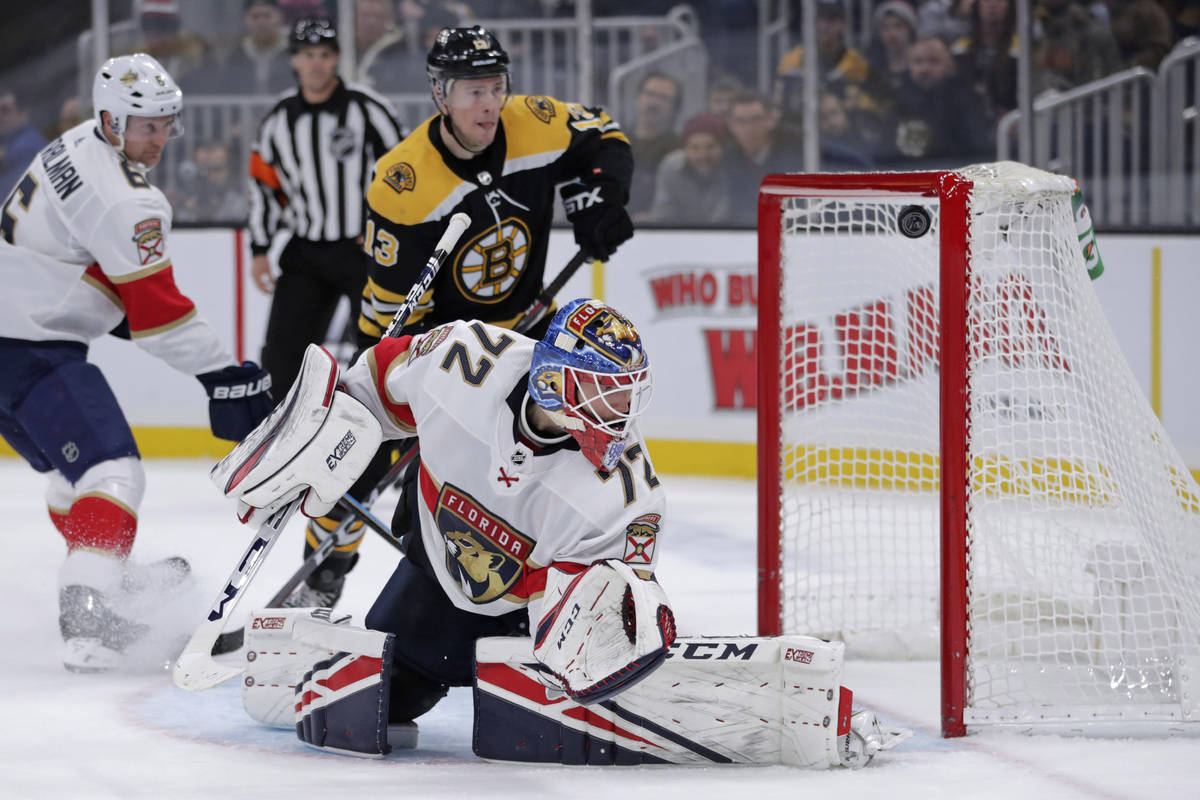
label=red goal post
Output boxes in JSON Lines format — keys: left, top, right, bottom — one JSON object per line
{"left": 757, "top": 164, "right": 1200, "bottom": 738}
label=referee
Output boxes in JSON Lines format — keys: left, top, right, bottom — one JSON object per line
{"left": 247, "top": 16, "right": 403, "bottom": 397}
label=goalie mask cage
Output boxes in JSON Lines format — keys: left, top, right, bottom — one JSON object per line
{"left": 756, "top": 162, "right": 1200, "bottom": 738}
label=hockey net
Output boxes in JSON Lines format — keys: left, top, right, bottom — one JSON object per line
{"left": 757, "top": 162, "right": 1200, "bottom": 736}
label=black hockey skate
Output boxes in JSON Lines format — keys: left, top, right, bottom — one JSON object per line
{"left": 281, "top": 549, "right": 358, "bottom": 609}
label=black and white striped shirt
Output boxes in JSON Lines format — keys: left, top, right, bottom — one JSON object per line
{"left": 247, "top": 79, "right": 403, "bottom": 253}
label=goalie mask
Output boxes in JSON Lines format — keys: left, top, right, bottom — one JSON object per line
{"left": 92, "top": 53, "right": 184, "bottom": 163}
{"left": 529, "top": 299, "right": 652, "bottom": 472}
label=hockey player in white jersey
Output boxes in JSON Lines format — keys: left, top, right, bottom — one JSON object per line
{"left": 215, "top": 298, "right": 910, "bottom": 765}
{"left": 214, "top": 299, "right": 673, "bottom": 726}
{"left": 0, "top": 54, "right": 273, "bottom": 672}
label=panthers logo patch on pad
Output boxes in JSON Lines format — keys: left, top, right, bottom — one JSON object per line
{"left": 132, "top": 218, "right": 165, "bottom": 265}
{"left": 383, "top": 162, "right": 416, "bottom": 194}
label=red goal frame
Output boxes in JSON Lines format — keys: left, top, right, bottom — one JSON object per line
{"left": 756, "top": 171, "right": 974, "bottom": 737}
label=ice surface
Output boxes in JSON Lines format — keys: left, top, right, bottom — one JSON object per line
{"left": 1, "top": 460, "right": 1196, "bottom": 799}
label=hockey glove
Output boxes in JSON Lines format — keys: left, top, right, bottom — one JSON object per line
{"left": 532, "top": 559, "right": 676, "bottom": 704}
{"left": 197, "top": 361, "right": 274, "bottom": 442}
{"left": 561, "top": 179, "right": 633, "bottom": 261}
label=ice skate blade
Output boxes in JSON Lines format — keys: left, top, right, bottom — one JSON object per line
{"left": 388, "top": 722, "right": 419, "bottom": 750}
{"left": 63, "top": 637, "right": 122, "bottom": 673}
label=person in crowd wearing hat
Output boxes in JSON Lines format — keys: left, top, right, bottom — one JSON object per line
{"left": 866, "top": 0, "right": 920, "bottom": 97}
{"left": 644, "top": 112, "right": 732, "bottom": 225}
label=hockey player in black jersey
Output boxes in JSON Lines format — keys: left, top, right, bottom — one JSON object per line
{"left": 280, "top": 25, "right": 636, "bottom": 614}
{"left": 358, "top": 24, "right": 635, "bottom": 340}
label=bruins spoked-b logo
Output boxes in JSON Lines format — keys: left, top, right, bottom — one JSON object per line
{"left": 436, "top": 483, "right": 533, "bottom": 604}
{"left": 454, "top": 218, "right": 531, "bottom": 304}
{"left": 563, "top": 301, "right": 644, "bottom": 367}
{"left": 383, "top": 162, "right": 416, "bottom": 195}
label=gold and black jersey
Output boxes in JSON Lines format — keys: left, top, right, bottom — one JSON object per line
{"left": 358, "top": 94, "right": 632, "bottom": 340}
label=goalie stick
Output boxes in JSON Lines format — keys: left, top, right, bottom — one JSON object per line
{"left": 209, "top": 456, "right": 412, "bottom": 655}
{"left": 173, "top": 213, "right": 472, "bottom": 690}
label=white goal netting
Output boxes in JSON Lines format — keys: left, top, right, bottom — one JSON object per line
{"left": 764, "top": 162, "right": 1200, "bottom": 728}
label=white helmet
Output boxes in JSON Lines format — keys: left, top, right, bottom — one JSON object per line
{"left": 93, "top": 53, "right": 184, "bottom": 150}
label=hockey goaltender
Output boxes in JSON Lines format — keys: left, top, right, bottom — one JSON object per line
{"left": 206, "top": 300, "right": 912, "bottom": 766}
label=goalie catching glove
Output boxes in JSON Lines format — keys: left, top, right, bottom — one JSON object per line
{"left": 210, "top": 344, "right": 383, "bottom": 526}
{"left": 532, "top": 559, "right": 676, "bottom": 704}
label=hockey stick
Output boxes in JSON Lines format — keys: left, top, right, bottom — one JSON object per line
{"left": 208, "top": 451, "right": 413, "bottom": 654}
{"left": 173, "top": 496, "right": 303, "bottom": 689}
{"left": 513, "top": 249, "right": 590, "bottom": 334}
{"left": 175, "top": 213, "right": 471, "bottom": 685}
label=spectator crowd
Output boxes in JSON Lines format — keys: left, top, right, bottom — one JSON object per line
{"left": 2, "top": 0, "right": 1196, "bottom": 227}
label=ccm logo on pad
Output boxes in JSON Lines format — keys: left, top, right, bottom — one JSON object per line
{"left": 251, "top": 616, "right": 287, "bottom": 630}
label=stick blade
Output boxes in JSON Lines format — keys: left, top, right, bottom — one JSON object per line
{"left": 173, "top": 648, "right": 243, "bottom": 691}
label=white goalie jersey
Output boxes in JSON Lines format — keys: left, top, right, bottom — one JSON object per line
{"left": 0, "top": 121, "right": 231, "bottom": 375}
{"left": 339, "top": 319, "right": 666, "bottom": 620}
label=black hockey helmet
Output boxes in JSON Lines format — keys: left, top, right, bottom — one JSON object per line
{"left": 426, "top": 25, "right": 510, "bottom": 98}
{"left": 290, "top": 16, "right": 338, "bottom": 53}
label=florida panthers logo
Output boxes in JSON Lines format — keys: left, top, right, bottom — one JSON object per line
{"left": 564, "top": 302, "right": 644, "bottom": 367}
{"left": 435, "top": 483, "right": 534, "bottom": 604}
{"left": 453, "top": 218, "right": 531, "bottom": 304}
{"left": 623, "top": 513, "right": 660, "bottom": 564}
{"left": 132, "top": 217, "right": 165, "bottom": 265}
{"left": 531, "top": 368, "right": 562, "bottom": 397}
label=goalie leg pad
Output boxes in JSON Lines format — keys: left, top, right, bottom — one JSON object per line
{"left": 242, "top": 608, "right": 354, "bottom": 728}
{"left": 475, "top": 635, "right": 910, "bottom": 767}
{"left": 211, "top": 344, "right": 383, "bottom": 527}
{"left": 295, "top": 639, "right": 394, "bottom": 758}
